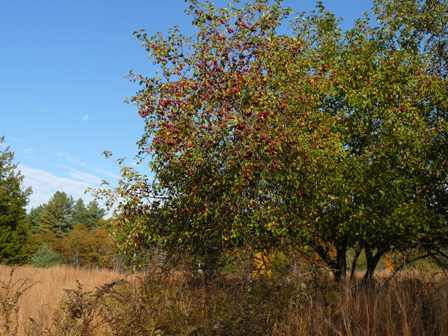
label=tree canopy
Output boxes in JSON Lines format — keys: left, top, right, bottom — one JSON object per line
{"left": 31, "top": 192, "right": 106, "bottom": 237}
{"left": 99, "top": 0, "right": 447, "bottom": 280}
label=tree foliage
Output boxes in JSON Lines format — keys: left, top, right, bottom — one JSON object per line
{"left": 33, "top": 192, "right": 106, "bottom": 237}
{"left": 71, "top": 199, "right": 106, "bottom": 229}
{"left": 58, "top": 224, "right": 116, "bottom": 268}
{"left": 30, "top": 243, "right": 63, "bottom": 268}
{"left": 98, "top": 0, "right": 447, "bottom": 280}
{"left": 0, "top": 137, "right": 31, "bottom": 264}
{"left": 27, "top": 192, "right": 112, "bottom": 267}
{"left": 38, "top": 191, "right": 75, "bottom": 237}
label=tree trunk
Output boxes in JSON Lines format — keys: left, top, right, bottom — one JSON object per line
{"left": 202, "top": 246, "right": 221, "bottom": 282}
{"left": 350, "top": 246, "right": 362, "bottom": 281}
{"left": 334, "top": 246, "right": 347, "bottom": 282}
{"left": 363, "top": 247, "right": 384, "bottom": 283}
{"left": 311, "top": 242, "right": 348, "bottom": 282}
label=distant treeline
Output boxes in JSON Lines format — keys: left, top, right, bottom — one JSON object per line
{"left": 26, "top": 191, "right": 117, "bottom": 268}
{"left": 0, "top": 137, "right": 117, "bottom": 268}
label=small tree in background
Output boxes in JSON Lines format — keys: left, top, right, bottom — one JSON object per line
{"left": 38, "top": 191, "right": 74, "bottom": 237}
{"left": 70, "top": 199, "right": 105, "bottom": 229}
{"left": 71, "top": 199, "right": 88, "bottom": 227}
{"left": 30, "top": 243, "right": 63, "bottom": 268}
{"left": 27, "top": 205, "right": 44, "bottom": 234}
{"left": 58, "top": 224, "right": 116, "bottom": 268}
{"left": 86, "top": 201, "right": 106, "bottom": 229}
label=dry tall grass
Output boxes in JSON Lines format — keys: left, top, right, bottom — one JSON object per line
{"left": 0, "top": 265, "right": 125, "bottom": 335}
{"left": 1, "top": 264, "right": 447, "bottom": 335}
{"left": 43, "top": 269, "right": 447, "bottom": 336}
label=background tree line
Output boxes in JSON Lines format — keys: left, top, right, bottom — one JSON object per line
{"left": 26, "top": 191, "right": 117, "bottom": 268}
{"left": 0, "top": 137, "right": 116, "bottom": 268}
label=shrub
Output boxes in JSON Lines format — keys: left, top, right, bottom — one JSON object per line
{"left": 57, "top": 224, "right": 117, "bottom": 269}
{"left": 31, "top": 244, "right": 63, "bottom": 268}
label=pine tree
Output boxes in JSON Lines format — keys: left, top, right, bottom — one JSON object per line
{"left": 71, "top": 199, "right": 105, "bottom": 229}
{"left": 0, "top": 137, "right": 31, "bottom": 264}
{"left": 39, "top": 191, "right": 74, "bottom": 237}
{"left": 71, "top": 199, "right": 88, "bottom": 226}
{"left": 27, "top": 205, "right": 44, "bottom": 233}
{"left": 85, "top": 200, "right": 105, "bottom": 229}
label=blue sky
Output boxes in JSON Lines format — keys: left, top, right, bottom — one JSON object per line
{"left": 1, "top": 0, "right": 372, "bottom": 208}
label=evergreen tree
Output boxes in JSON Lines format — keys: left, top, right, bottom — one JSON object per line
{"left": 27, "top": 205, "right": 44, "bottom": 233}
{"left": 0, "top": 137, "right": 31, "bottom": 264}
{"left": 71, "top": 199, "right": 105, "bottom": 229}
{"left": 71, "top": 199, "right": 88, "bottom": 226}
{"left": 85, "top": 200, "right": 106, "bottom": 229}
{"left": 39, "top": 191, "right": 74, "bottom": 237}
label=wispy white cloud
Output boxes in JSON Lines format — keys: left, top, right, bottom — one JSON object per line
{"left": 68, "top": 168, "right": 104, "bottom": 185}
{"left": 19, "top": 165, "right": 102, "bottom": 208}
{"left": 56, "top": 152, "right": 87, "bottom": 167}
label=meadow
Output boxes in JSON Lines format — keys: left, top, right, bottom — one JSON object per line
{"left": 1, "top": 264, "right": 447, "bottom": 336}
{"left": 0, "top": 265, "right": 124, "bottom": 335}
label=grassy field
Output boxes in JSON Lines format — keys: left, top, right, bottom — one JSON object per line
{"left": 1, "top": 264, "right": 447, "bottom": 335}
{"left": 0, "top": 265, "right": 126, "bottom": 335}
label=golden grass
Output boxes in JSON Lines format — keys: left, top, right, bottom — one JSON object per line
{"left": 0, "top": 265, "right": 125, "bottom": 335}
{"left": 1, "top": 264, "right": 447, "bottom": 335}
